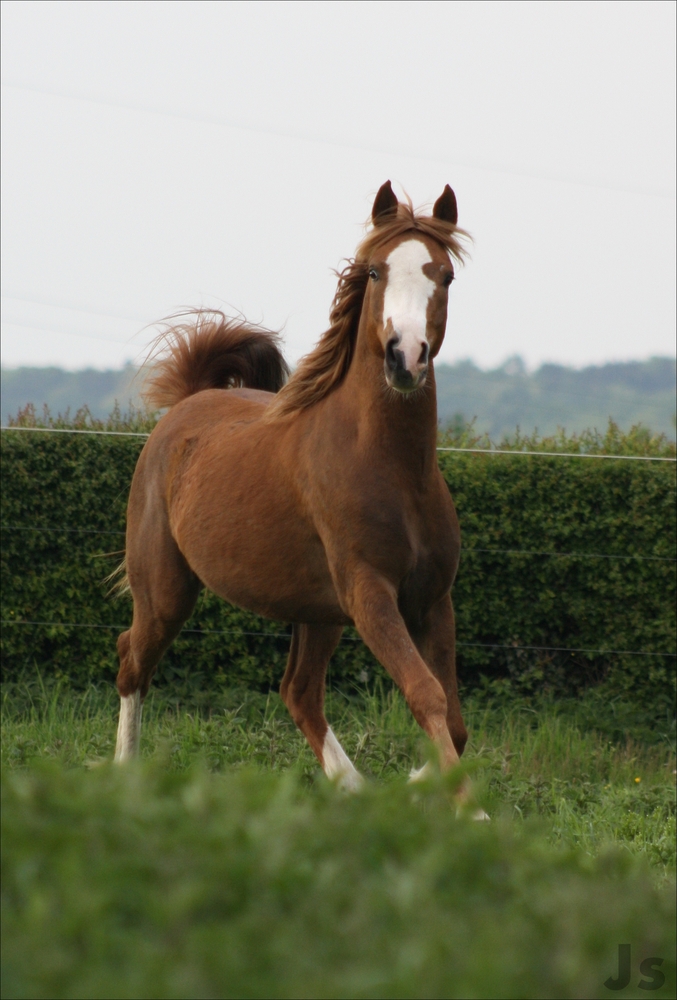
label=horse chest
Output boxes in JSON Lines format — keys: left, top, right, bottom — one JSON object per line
{"left": 318, "top": 474, "right": 459, "bottom": 594}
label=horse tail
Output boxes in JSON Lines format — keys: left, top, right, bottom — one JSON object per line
{"left": 142, "top": 310, "right": 290, "bottom": 410}
{"left": 104, "top": 555, "right": 131, "bottom": 598}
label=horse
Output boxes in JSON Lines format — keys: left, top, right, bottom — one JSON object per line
{"left": 113, "top": 181, "right": 473, "bottom": 797}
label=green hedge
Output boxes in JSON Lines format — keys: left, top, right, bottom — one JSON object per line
{"left": 1, "top": 417, "right": 675, "bottom": 707}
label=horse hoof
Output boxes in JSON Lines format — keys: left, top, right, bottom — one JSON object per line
{"left": 454, "top": 803, "right": 491, "bottom": 821}
{"left": 84, "top": 757, "right": 108, "bottom": 769}
{"left": 408, "top": 762, "right": 434, "bottom": 783}
{"left": 336, "top": 770, "right": 364, "bottom": 793}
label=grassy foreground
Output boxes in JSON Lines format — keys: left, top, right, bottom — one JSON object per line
{"left": 2, "top": 682, "right": 676, "bottom": 999}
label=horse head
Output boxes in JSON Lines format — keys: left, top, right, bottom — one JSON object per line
{"left": 360, "top": 181, "right": 459, "bottom": 394}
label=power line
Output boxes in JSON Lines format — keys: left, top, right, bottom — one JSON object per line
{"left": 3, "top": 80, "right": 674, "bottom": 202}
{"left": 1, "top": 292, "right": 148, "bottom": 325}
{"left": 1, "top": 317, "right": 139, "bottom": 347}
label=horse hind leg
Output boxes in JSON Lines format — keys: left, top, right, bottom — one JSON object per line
{"left": 114, "top": 630, "right": 142, "bottom": 761}
{"left": 280, "top": 624, "right": 362, "bottom": 791}
{"left": 114, "top": 535, "right": 201, "bottom": 762}
{"left": 411, "top": 594, "right": 489, "bottom": 819}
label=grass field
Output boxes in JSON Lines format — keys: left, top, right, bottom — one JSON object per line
{"left": 2, "top": 679, "right": 675, "bottom": 999}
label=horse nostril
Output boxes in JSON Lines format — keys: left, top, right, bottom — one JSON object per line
{"left": 418, "top": 342, "right": 430, "bottom": 366}
{"left": 385, "top": 337, "right": 402, "bottom": 373}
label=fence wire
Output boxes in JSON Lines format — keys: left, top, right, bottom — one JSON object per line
{"left": 3, "top": 425, "right": 675, "bottom": 664}
{"left": 1, "top": 526, "right": 674, "bottom": 563}
{"left": 2, "top": 424, "right": 676, "bottom": 461}
{"left": 1, "top": 619, "right": 674, "bottom": 658}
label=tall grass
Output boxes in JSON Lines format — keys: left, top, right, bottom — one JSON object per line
{"left": 3, "top": 678, "right": 675, "bottom": 873}
{"left": 2, "top": 681, "right": 675, "bottom": 998}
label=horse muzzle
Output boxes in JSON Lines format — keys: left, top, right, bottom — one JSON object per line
{"left": 384, "top": 337, "right": 429, "bottom": 393}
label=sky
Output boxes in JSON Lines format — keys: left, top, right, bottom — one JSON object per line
{"left": 1, "top": 0, "right": 675, "bottom": 372}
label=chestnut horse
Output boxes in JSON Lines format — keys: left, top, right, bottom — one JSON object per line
{"left": 114, "top": 181, "right": 471, "bottom": 793}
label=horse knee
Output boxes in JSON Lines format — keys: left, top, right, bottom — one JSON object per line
{"left": 405, "top": 674, "right": 447, "bottom": 729}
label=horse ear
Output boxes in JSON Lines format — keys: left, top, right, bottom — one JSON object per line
{"left": 433, "top": 185, "right": 458, "bottom": 226}
{"left": 372, "top": 181, "right": 399, "bottom": 225}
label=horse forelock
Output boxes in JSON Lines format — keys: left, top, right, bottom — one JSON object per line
{"left": 266, "top": 202, "right": 470, "bottom": 419}
{"left": 356, "top": 198, "right": 470, "bottom": 268}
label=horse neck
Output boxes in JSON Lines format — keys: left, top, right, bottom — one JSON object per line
{"left": 334, "top": 328, "right": 440, "bottom": 479}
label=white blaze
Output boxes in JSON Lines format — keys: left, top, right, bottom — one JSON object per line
{"left": 383, "top": 239, "right": 435, "bottom": 371}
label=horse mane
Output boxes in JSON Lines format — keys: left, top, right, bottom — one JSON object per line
{"left": 142, "top": 310, "right": 289, "bottom": 410}
{"left": 266, "top": 198, "right": 470, "bottom": 419}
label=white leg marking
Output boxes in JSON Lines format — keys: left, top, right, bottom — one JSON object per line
{"left": 322, "top": 727, "right": 363, "bottom": 791}
{"left": 383, "top": 238, "right": 435, "bottom": 371}
{"left": 456, "top": 804, "right": 491, "bottom": 821}
{"left": 409, "top": 762, "right": 490, "bottom": 819}
{"left": 408, "top": 761, "right": 434, "bottom": 783}
{"left": 114, "top": 692, "right": 142, "bottom": 762}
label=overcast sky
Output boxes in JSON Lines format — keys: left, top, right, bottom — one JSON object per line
{"left": 1, "top": 0, "right": 675, "bottom": 372}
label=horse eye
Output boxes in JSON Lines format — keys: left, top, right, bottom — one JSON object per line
{"left": 368, "top": 268, "right": 379, "bottom": 281}
{"left": 443, "top": 273, "right": 454, "bottom": 287}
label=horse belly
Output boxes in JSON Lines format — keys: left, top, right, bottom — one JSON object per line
{"left": 207, "top": 542, "right": 346, "bottom": 625}
{"left": 173, "top": 473, "right": 346, "bottom": 625}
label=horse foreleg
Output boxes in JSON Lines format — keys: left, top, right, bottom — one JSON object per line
{"left": 348, "top": 573, "right": 460, "bottom": 773}
{"left": 280, "top": 623, "right": 362, "bottom": 790}
{"left": 413, "top": 593, "right": 467, "bottom": 757}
